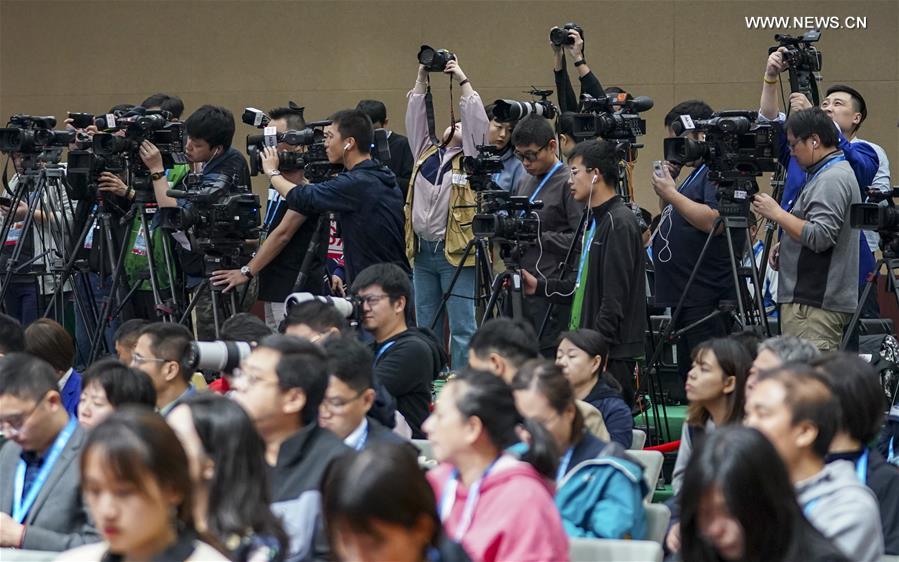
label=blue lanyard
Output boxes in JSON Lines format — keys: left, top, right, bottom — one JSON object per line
{"left": 889, "top": 436, "right": 896, "bottom": 465}
{"left": 354, "top": 424, "right": 369, "bottom": 451}
{"left": 439, "top": 457, "right": 500, "bottom": 542}
{"left": 676, "top": 164, "right": 705, "bottom": 195}
{"left": 855, "top": 448, "right": 869, "bottom": 485}
{"left": 263, "top": 191, "right": 283, "bottom": 228}
{"left": 373, "top": 341, "right": 396, "bottom": 366}
{"left": 788, "top": 155, "right": 847, "bottom": 212}
{"left": 556, "top": 447, "right": 574, "bottom": 484}
{"left": 528, "top": 161, "right": 563, "bottom": 205}
{"left": 13, "top": 417, "right": 77, "bottom": 523}
{"left": 575, "top": 219, "right": 597, "bottom": 289}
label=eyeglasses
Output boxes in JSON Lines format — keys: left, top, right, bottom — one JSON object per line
{"left": 513, "top": 141, "right": 551, "bottom": 163}
{"left": 232, "top": 368, "right": 280, "bottom": 388}
{"left": 321, "top": 389, "right": 366, "bottom": 411}
{"left": 357, "top": 293, "right": 390, "bottom": 308}
{"left": 0, "top": 393, "right": 46, "bottom": 433}
{"left": 130, "top": 352, "right": 170, "bottom": 366}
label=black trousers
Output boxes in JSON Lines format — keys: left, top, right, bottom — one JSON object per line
{"left": 673, "top": 303, "right": 732, "bottom": 382}
{"left": 607, "top": 358, "right": 637, "bottom": 409}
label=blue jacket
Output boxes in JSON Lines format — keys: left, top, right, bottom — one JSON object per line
{"left": 584, "top": 379, "right": 634, "bottom": 449}
{"left": 285, "top": 159, "right": 410, "bottom": 282}
{"left": 60, "top": 370, "right": 82, "bottom": 418}
{"left": 555, "top": 432, "right": 647, "bottom": 540}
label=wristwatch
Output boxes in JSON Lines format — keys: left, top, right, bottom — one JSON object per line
{"left": 150, "top": 170, "right": 166, "bottom": 181}
{"left": 240, "top": 266, "right": 254, "bottom": 279}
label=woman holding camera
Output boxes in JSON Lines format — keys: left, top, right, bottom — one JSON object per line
{"left": 404, "top": 55, "right": 488, "bottom": 371}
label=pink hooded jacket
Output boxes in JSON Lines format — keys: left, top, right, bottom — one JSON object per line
{"left": 427, "top": 455, "right": 570, "bottom": 562}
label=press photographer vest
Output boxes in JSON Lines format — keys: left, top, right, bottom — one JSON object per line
{"left": 404, "top": 146, "right": 477, "bottom": 267}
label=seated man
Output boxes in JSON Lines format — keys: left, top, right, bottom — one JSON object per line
{"left": 232, "top": 335, "right": 348, "bottom": 561}
{"left": 320, "top": 335, "right": 411, "bottom": 451}
{"left": 745, "top": 363, "right": 883, "bottom": 561}
{"left": 112, "top": 319, "right": 148, "bottom": 367}
{"left": 0, "top": 354, "right": 100, "bottom": 551}
{"left": 747, "top": 334, "right": 819, "bottom": 393}
{"left": 130, "top": 322, "right": 195, "bottom": 415}
{"left": 280, "top": 299, "right": 349, "bottom": 342}
{"left": 24, "top": 318, "right": 81, "bottom": 416}
{"left": 351, "top": 263, "right": 445, "bottom": 438}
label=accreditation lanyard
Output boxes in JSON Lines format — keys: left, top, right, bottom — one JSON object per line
{"left": 521, "top": 160, "right": 563, "bottom": 216}
{"left": 439, "top": 457, "right": 500, "bottom": 542}
{"left": 787, "top": 155, "right": 846, "bottom": 212}
{"left": 353, "top": 422, "right": 369, "bottom": 452}
{"left": 263, "top": 193, "right": 284, "bottom": 229}
{"left": 556, "top": 447, "right": 574, "bottom": 484}
{"left": 373, "top": 341, "right": 396, "bottom": 366}
{"left": 855, "top": 448, "right": 869, "bottom": 485}
{"left": 13, "top": 417, "right": 77, "bottom": 523}
{"left": 575, "top": 218, "right": 597, "bottom": 290}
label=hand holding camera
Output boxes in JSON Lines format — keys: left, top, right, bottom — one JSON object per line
{"left": 442, "top": 59, "right": 467, "bottom": 84}
{"left": 563, "top": 28, "right": 585, "bottom": 61}
{"left": 788, "top": 92, "right": 813, "bottom": 113}
{"left": 765, "top": 46, "right": 789, "bottom": 80}
{"left": 260, "top": 146, "right": 280, "bottom": 176}
{"left": 98, "top": 171, "right": 129, "bottom": 198}
{"left": 139, "top": 140, "right": 164, "bottom": 174}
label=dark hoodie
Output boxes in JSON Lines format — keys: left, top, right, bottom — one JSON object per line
{"left": 372, "top": 327, "right": 446, "bottom": 438}
{"left": 285, "top": 159, "right": 410, "bottom": 282}
{"left": 583, "top": 378, "right": 633, "bottom": 449}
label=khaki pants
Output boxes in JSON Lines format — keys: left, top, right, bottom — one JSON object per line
{"left": 779, "top": 303, "right": 850, "bottom": 351}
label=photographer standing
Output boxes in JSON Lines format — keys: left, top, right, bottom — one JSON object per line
{"left": 550, "top": 24, "right": 604, "bottom": 114}
{"left": 149, "top": 104, "right": 254, "bottom": 339}
{"left": 511, "top": 115, "right": 584, "bottom": 355}
{"left": 209, "top": 105, "right": 327, "bottom": 330}
{"left": 649, "top": 101, "right": 743, "bottom": 382}
{"left": 752, "top": 108, "right": 860, "bottom": 350}
{"left": 405, "top": 58, "right": 488, "bottom": 370}
{"left": 356, "top": 99, "right": 414, "bottom": 200}
{"left": 263, "top": 109, "right": 409, "bottom": 285}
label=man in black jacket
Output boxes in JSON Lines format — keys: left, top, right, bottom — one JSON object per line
{"left": 524, "top": 140, "right": 645, "bottom": 407}
{"left": 351, "top": 263, "right": 445, "bottom": 439}
{"left": 262, "top": 109, "right": 409, "bottom": 284}
{"left": 356, "top": 99, "right": 414, "bottom": 199}
{"left": 232, "top": 335, "right": 348, "bottom": 562}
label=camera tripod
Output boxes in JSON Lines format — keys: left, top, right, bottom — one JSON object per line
{"left": 840, "top": 241, "right": 899, "bottom": 351}
{"left": 482, "top": 241, "right": 533, "bottom": 323}
{"left": 427, "top": 235, "right": 494, "bottom": 331}
{"left": 179, "top": 249, "right": 247, "bottom": 339}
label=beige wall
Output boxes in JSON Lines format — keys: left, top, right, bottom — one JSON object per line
{"left": 1, "top": 0, "right": 896, "bottom": 210}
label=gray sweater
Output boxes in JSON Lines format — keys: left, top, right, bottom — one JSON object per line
{"left": 777, "top": 152, "right": 860, "bottom": 313}
{"left": 795, "top": 460, "right": 883, "bottom": 562}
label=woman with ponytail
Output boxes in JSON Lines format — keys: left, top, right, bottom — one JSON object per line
{"left": 422, "top": 369, "right": 569, "bottom": 562}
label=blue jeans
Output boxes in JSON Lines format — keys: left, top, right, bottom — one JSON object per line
{"left": 413, "top": 239, "right": 476, "bottom": 370}
{"left": 3, "top": 281, "right": 38, "bottom": 326}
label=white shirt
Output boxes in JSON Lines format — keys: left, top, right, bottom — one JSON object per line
{"left": 58, "top": 367, "right": 74, "bottom": 391}
{"left": 344, "top": 418, "right": 369, "bottom": 450}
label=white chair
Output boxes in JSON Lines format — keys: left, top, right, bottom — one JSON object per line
{"left": 643, "top": 503, "right": 671, "bottom": 544}
{"left": 631, "top": 428, "right": 647, "bottom": 450}
{"left": 627, "top": 449, "right": 664, "bottom": 502}
{"left": 412, "top": 438, "right": 434, "bottom": 460}
{"left": 569, "top": 538, "right": 663, "bottom": 562}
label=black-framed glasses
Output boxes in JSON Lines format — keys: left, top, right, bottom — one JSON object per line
{"left": 513, "top": 140, "right": 551, "bottom": 163}
{"left": 321, "top": 389, "right": 366, "bottom": 411}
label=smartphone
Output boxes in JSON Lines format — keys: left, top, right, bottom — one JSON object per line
{"left": 653, "top": 160, "right": 665, "bottom": 178}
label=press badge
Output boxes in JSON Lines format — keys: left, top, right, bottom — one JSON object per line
{"left": 451, "top": 172, "right": 467, "bottom": 185}
{"left": 3, "top": 222, "right": 24, "bottom": 246}
{"left": 132, "top": 226, "right": 148, "bottom": 256}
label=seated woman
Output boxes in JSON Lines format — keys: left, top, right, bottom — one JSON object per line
{"left": 323, "top": 442, "right": 471, "bottom": 562}
{"left": 555, "top": 330, "right": 633, "bottom": 448}
{"left": 167, "top": 394, "right": 288, "bottom": 561}
{"left": 77, "top": 358, "right": 156, "bottom": 429}
{"left": 680, "top": 425, "right": 848, "bottom": 562}
{"left": 512, "top": 360, "right": 647, "bottom": 540}
{"left": 423, "top": 369, "right": 569, "bottom": 562}
{"left": 56, "top": 406, "right": 229, "bottom": 561}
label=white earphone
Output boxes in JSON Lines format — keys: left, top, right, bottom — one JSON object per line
{"left": 344, "top": 143, "right": 351, "bottom": 151}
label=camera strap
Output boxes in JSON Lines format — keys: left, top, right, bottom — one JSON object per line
{"left": 423, "top": 75, "right": 457, "bottom": 148}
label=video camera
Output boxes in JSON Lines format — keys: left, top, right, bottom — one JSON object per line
{"left": 0, "top": 114, "right": 74, "bottom": 154}
{"left": 570, "top": 93, "right": 653, "bottom": 143}
{"left": 462, "top": 144, "right": 504, "bottom": 191}
{"left": 164, "top": 173, "right": 261, "bottom": 245}
{"left": 850, "top": 188, "right": 899, "bottom": 255}
{"left": 472, "top": 193, "right": 542, "bottom": 243}
{"left": 245, "top": 120, "right": 341, "bottom": 182}
{"left": 493, "top": 88, "right": 558, "bottom": 123}
{"left": 769, "top": 29, "right": 823, "bottom": 106}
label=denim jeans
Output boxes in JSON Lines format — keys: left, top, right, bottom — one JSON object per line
{"left": 413, "top": 239, "right": 476, "bottom": 370}
{"left": 3, "top": 281, "right": 38, "bottom": 326}
{"left": 74, "top": 272, "right": 118, "bottom": 367}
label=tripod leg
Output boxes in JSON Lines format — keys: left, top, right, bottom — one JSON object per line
{"left": 210, "top": 284, "right": 222, "bottom": 339}
{"left": 482, "top": 271, "right": 509, "bottom": 323}
{"left": 724, "top": 225, "right": 749, "bottom": 327}
{"left": 428, "top": 239, "right": 477, "bottom": 331}
{"left": 137, "top": 208, "right": 170, "bottom": 321}
{"left": 840, "top": 261, "right": 880, "bottom": 350}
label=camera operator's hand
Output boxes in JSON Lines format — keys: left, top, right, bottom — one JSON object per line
{"left": 788, "top": 92, "right": 813, "bottom": 113}
{"left": 98, "top": 172, "right": 129, "bottom": 198}
{"left": 750, "top": 192, "right": 783, "bottom": 223}
{"left": 139, "top": 140, "right": 165, "bottom": 174}
{"left": 765, "top": 47, "right": 789, "bottom": 80}
{"left": 768, "top": 241, "right": 780, "bottom": 271}
{"left": 443, "top": 59, "right": 467, "bottom": 84}
{"left": 521, "top": 269, "right": 538, "bottom": 296}
{"left": 210, "top": 268, "right": 249, "bottom": 293}
{"left": 330, "top": 274, "right": 346, "bottom": 297}
{"left": 650, "top": 163, "right": 677, "bottom": 201}
{"left": 260, "top": 146, "right": 281, "bottom": 176}
{"left": 564, "top": 29, "right": 585, "bottom": 62}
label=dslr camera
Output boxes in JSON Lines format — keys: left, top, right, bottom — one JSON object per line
{"left": 492, "top": 88, "right": 558, "bottom": 123}
{"left": 0, "top": 114, "right": 74, "bottom": 155}
{"left": 418, "top": 45, "right": 456, "bottom": 72}
{"left": 549, "top": 23, "right": 584, "bottom": 47}
{"left": 769, "top": 29, "right": 823, "bottom": 106}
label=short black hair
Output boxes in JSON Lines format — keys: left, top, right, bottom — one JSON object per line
{"left": 138, "top": 322, "right": 194, "bottom": 382}
{"left": 114, "top": 319, "right": 149, "bottom": 346}
{"left": 0, "top": 353, "right": 58, "bottom": 402}
{"left": 785, "top": 107, "right": 838, "bottom": 148}
{"left": 511, "top": 115, "right": 555, "bottom": 148}
{"left": 328, "top": 109, "right": 373, "bottom": 155}
{"left": 281, "top": 301, "right": 348, "bottom": 334}
{"left": 757, "top": 363, "right": 841, "bottom": 459}
{"left": 269, "top": 105, "right": 307, "bottom": 131}
{"left": 469, "top": 318, "right": 539, "bottom": 369}
{"left": 812, "top": 353, "right": 883, "bottom": 444}
{"left": 664, "top": 100, "right": 714, "bottom": 129}
{"left": 323, "top": 335, "right": 374, "bottom": 394}
{"left": 141, "top": 93, "right": 185, "bottom": 119}
{"left": 81, "top": 358, "right": 157, "bottom": 409}
{"left": 0, "top": 313, "right": 25, "bottom": 354}
{"left": 108, "top": 103, "right": 134, "bottom": 115}
{"left": 825, "top": 84, "right": 867, "bottom": 127}
{"left": 259, "top": 335, "right": 329, "bottom": 425}
{"left": 351, "top": 263, "right": 411, "bottom": 305}
{"left": 220, "top": 313, "right": 272, "bottom": 344}
{"left": 355, "top": 100, "right": 387, "bottom": 127}
{"left": 185, "top": 104, "right": 235, "bottom": 150}
{"left": 567, "top": 139, "right": 619, "bottom": 189}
